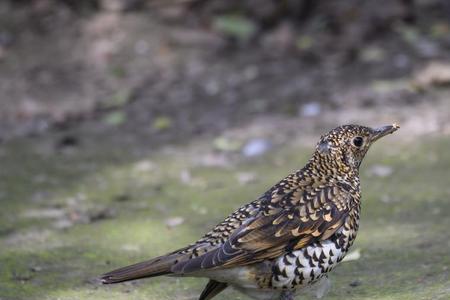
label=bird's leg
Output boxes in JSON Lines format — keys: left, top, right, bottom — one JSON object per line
{"left": 279, "top": 290, "right": 294, "bottom": 300}
{"left": 313, "top": 275, "right": 331, "bottom": 299}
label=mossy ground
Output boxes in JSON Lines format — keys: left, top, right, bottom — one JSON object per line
{"left": 1, "top": 132, "right": 449, "bottom": 300}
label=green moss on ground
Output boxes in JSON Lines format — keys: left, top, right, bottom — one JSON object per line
{"left": 1, "top": 134, "right": 449, "bottom": 300}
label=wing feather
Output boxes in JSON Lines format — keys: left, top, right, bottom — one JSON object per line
{"left": 171, "top": 182, "right": 356, "bottom": 274}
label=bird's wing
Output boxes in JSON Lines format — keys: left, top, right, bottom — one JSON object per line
{"left": 171, "top": 177, "right": 357, "bottom": 274}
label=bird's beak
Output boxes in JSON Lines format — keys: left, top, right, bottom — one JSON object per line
{"left": 371, "top": 123, "right": 400, "bottom": 142}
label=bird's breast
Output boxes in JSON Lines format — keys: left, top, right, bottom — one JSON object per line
{"left": 271, "top": 212, "right": 360, "bottom": 289}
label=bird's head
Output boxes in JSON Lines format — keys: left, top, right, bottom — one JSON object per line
{"left": 315, "top": 124, "right": 400, "bottom": 171}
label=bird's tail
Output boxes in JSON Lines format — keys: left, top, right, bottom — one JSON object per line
{"left": 101, "top": 254, "right": 180, "bottom": 284}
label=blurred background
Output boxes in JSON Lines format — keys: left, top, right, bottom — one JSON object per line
{"left": 0, "top": 0, "right": 449, "bottom": 299}
{"left": 1, "top": 0, "right": 450, "bottom": 141}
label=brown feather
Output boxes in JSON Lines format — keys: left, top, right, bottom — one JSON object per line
{"left": 101, "top": 254, "right": 181, "bottom": 283}
{"left": 199, "top": 280, "right": 228, "bottom": 300}
{"left": 169, "top": 183, "right": 354, "bottom": 272}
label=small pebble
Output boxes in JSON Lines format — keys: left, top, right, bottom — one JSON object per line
{"left": 367, "top": 164, "right": 393, "bottom": 177}
{"left": 349, "top": 280, "right": 362, "bottom": 287}
{"left": 242, "top": 138, "right": 272, "bottom": 157}
{"left": 165, "top": 217, "right": 185, "bottom": 229}
{"left": 236, "top": 172, "right": 257, "bottom": 185}
{"left": 301, "top": 102, "right": 321, "bottom": 117}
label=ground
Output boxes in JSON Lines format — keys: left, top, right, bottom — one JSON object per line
{"left": 1, "top": 108, "right": 450, "bottom": 299}
{"left": 1, "top": 1, "right": 450, "bottom": 299}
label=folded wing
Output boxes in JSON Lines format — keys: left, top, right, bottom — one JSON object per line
{"left": 172, "top": 182, "right": 355, "bottom": 274}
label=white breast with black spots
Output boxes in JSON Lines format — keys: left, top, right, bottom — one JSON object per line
{"left": 271, "top": 240, "right": 345, "bottom": 289}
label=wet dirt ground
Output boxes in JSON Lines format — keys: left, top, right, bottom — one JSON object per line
{"left": 1, "top": 1, "right": 450, "bottom": 299}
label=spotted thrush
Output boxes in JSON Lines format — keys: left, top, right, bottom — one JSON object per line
{"left": 101, "top": 124, "right": 400, "bottom": 300}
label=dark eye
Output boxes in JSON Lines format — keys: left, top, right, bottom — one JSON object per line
{"left": 353, "top": 136, "right": 364, "bottom": 147}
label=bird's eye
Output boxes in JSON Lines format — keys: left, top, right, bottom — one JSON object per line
{"left": 352, "top": 136, "right": 364, "bottom": 147}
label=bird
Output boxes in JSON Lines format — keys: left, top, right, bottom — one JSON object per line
{"left": 101, "top": 124, "right": 400, "bottom": 300}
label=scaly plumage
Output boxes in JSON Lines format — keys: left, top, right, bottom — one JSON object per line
{"left": 101, "top": 124, "right": 399, "bottom": 300}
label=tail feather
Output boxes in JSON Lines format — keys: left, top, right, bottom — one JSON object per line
{"left": 199, "top": 280, "right": 228, "bottom": 300}
{"left": 101, "top": 254, "right": 178, "bottom": 284}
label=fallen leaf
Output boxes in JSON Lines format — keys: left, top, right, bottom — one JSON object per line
{"left": 414, "top": 62, "right": 450, "bottom": 88}
{"left": 133, "top": 160, "right": 156, "bottom": 172}
{"left": 213, "top": 15, "right": 257, "bottom": 40}
{"left": 100, "top": 89, "right": 132, "bottom": 109}
{"left": 103, "top": 111, "right": 126, "bottom": 126}
{"left": 213, "top": 137, "right": 242, "bottom": 152}
{"left": 152, "top": 116, "right": 173, "bottom": 131}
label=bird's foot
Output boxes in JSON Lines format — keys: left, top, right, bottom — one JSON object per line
{"left": 279, "top": 290, "right": 294, "bottom": 300}
{"left": 313, "top": 276, "right": 331, "bottom": 299}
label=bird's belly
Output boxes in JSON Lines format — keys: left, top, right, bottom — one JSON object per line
{"left": 198, "top": 265, "right": 265, "bottom": 289}
{"left": 272, "top": 240, "right": 346, "bottom": 289}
